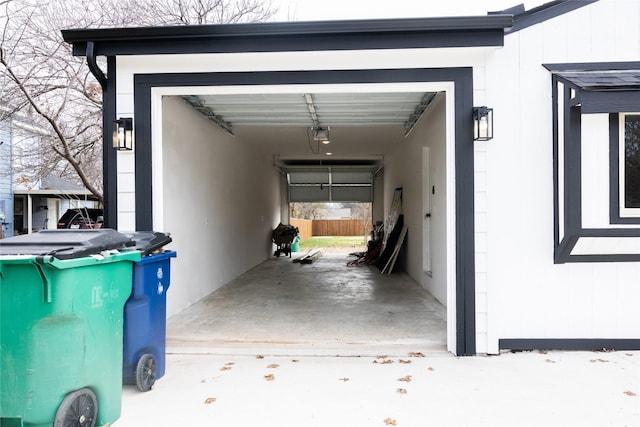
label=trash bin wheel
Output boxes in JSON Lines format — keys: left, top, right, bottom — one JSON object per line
{"left": 53, "top": 387, "right": 98, "bottom": 427}
{"left": 135, "top": 353, "right": 157, "bottom": 392}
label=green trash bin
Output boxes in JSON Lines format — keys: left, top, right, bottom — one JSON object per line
{"left": 0, "top": 229, "right": 141, "bottom": 427}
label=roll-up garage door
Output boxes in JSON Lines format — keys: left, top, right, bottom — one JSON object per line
{"left": 288, "top": 167, "right": 374, "bottom": 202}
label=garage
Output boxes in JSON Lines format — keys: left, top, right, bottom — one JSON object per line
{"left": 59, "top": 0, "right": 640, "bottom": 357}
{"left": 156, "top": 77, "right": 456, "bottom": 354}
{"left": 62, "top": 14, "right": 510, "bottom": 356}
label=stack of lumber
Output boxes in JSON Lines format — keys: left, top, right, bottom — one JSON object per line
{"left": 293, "top": 249, "right": 322, "bottom": 264}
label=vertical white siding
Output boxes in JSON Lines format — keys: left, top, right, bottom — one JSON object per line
{"left": 483, "top": 0, "right": 640, "bottom": 353}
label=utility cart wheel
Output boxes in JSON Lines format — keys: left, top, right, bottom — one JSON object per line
{"left": 54, "top": 387, "right": 98, "bottom": 427}
{"left": 135, "top": 353, "right": 157, "bottom": 392}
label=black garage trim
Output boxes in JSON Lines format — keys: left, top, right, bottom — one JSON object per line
{"left": 62, "top": 16, "right": 510, "bottom": 56}
{"left": 131, "top": 67, "right": 477, "bottom": 356}
{"left": 71, "top": 30, "right": 506, "bottom": 56}
{"left": 103, "top": 56, "right": 118, "bottom": 229}
{"left": 500, "top": 338, "right": 640, "bottom": 351}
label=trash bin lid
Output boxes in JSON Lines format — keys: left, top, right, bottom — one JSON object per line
{"left": 0, "top": 229, "right": 135, "bottom": 259}
{"left": 124, "top": 231, "right": 172, "bottom": 255}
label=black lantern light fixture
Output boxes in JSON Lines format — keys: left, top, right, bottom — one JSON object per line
{"left": 473, "top": 106, "right": 493, "bottom": 141}
{"left": 113, "top": 117, "right": 133, "bottom": 150}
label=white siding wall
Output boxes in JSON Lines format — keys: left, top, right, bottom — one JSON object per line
{"left": 161, "top": 96, "right": 280, "bottom": 317}
{"left": 483, "top": 0, "right": 640, "bottom": 353}
{"left": 112, "top": 8, "right": 640, "bottom": 353}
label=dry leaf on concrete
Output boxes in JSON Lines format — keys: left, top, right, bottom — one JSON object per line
{"left": 376, "top": 355, "right": 388, "bottom": 359}
{"left": 380, "top": 359, "right": 394, "bottom": 364}
{"left": 220, "top": 366, "right": 232, "bottom": 371}
{"left": 538, "top": 350, "right": 548, "bottom": 354}
{"left": 399, "top": 359, "right": 412, "bottom": 364}
{"left": 589, "top": 358, "right": 610, "bottom": 363}
{"left": 398, "top": 375, "right": 412, "bottom": 382}
{"left": 384, "top": 418, "right": 397, "bottom": 425}
{"left": 408, "top": 352, "right": 425, "bottom": 358}
{"left": 264, "top": 374, "right": 275, "bottom": 381}
{"left": 292, "top": 359, "right": 300, "bottom": 363}
{"left": 204, "top": 397, "right": 217, "bottom": 404}
{"left": 225, "top": 362, "right": 235, "bottom": 366}
{"left": 397, "top": 388, "right": 408, "bottom": 394}
{"left": 427, "top": 367, "right": 435, "bottom": 372}
{"left": 624, "top": 391, "right": 637, "bottom": 396}
{"left": 256, "top": 354, "right": 265, "bottom": 359}
{"left": 339, "top": 377, "right": 350, "bottom": 382}
{"left": 267, "top": 364, "right": 280, "bottom": 369}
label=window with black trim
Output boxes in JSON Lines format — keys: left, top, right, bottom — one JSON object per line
{"left": 620, "top": 113, "right": 640, "bottom": 218}
{"left": 546, "top": 62, "right": 640, "bottom": 262}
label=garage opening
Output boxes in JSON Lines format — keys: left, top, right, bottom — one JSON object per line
{"left": 289, "top": 202, "right": 373, "bottom": 254}
{"left": 130, "top": 67, "right": 475, "bottom": 355}
{"left": 157, "top": 85, "right": 450, "bottom": 354}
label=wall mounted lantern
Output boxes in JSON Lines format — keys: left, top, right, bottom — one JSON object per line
{"left": 473, "top": 106, "right": 493, "bottom": 141}
{"left": 113, "top": 117, "right": 133, "bottom": 150}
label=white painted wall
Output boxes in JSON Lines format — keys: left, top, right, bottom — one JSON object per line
{"left": 483, "top": 0, "right": 640, "bottom": 354}
{"left": 384, "top": 94, "right": 449, "bottom": 306}
{"left": 161, "top": 96, "right": 281, "bottom": 317}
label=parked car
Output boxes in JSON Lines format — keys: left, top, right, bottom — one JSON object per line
{"left": 57, "top": 208, "right": 104, "bottom": 229}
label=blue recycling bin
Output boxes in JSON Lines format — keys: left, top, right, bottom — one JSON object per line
{"left": 122, "top": 232, "right": 176, "bottom": 392}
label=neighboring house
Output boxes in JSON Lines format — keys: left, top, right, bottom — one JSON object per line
{"left": 0, "top": 117, "right": 12, "bottom": 238}
{"left": 0, "top": 115, "right": 98, "bottom": 236}
{"left": 62, "top": 0, "right": 640, "bottom": 355}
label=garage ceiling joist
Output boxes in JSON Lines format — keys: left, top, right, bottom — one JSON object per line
{"left": 182, "top": 91, "right": 438, "bottom": 129}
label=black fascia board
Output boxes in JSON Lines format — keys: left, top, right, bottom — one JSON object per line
{"left": 62, "top": 15, "right": 512, "bottom": 56}
{"left": 506, "top": 0, "right": 598, "bottom": 34}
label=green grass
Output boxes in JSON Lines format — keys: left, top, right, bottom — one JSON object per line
{"left": 299, "top": 235, "right": 368, "bottom": 250}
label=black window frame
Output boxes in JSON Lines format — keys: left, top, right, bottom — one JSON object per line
{"left": 610, "top": 112, "right": 640, "bottom": 224}
{"left": 545, "top": 62, "right": 640, "bottom": 263}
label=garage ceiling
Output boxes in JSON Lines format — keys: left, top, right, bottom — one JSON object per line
{"left": 180, "top": 90, "right": 439, "bottom": 202}
{"left": 187, "top": 92, "right": 436, "bottom": 128}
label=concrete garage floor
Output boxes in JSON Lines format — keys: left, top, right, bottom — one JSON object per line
{"left": 166, "top": 252, "right": 447, "bottom": 356}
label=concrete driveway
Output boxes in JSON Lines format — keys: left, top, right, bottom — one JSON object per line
{"left": 113, "top": 253, "right": 639, "bottom": 426}
{"left": 114, "top": 349, "right": 639, "bottom": 427}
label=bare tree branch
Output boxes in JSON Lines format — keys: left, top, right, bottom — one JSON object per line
{"left": 1, "top": 0, "right": 278, "bottom": 206}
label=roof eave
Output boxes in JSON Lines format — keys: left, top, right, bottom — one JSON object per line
{"left": 62, "top": 15, "right": 513, "bottom": 44}
{"left": 63, "top": 15, "right": 513, "bottom": 57}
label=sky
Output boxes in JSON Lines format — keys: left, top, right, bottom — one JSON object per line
{"left": 270, "top": 0, "right": 547, "bottom": 22}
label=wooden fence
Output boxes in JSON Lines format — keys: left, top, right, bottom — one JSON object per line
{"left": 290, "top": 218, "right": 367, "bottom": 241}
{"left": 290, "top": 218, "right": 313, "bottom": 241}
